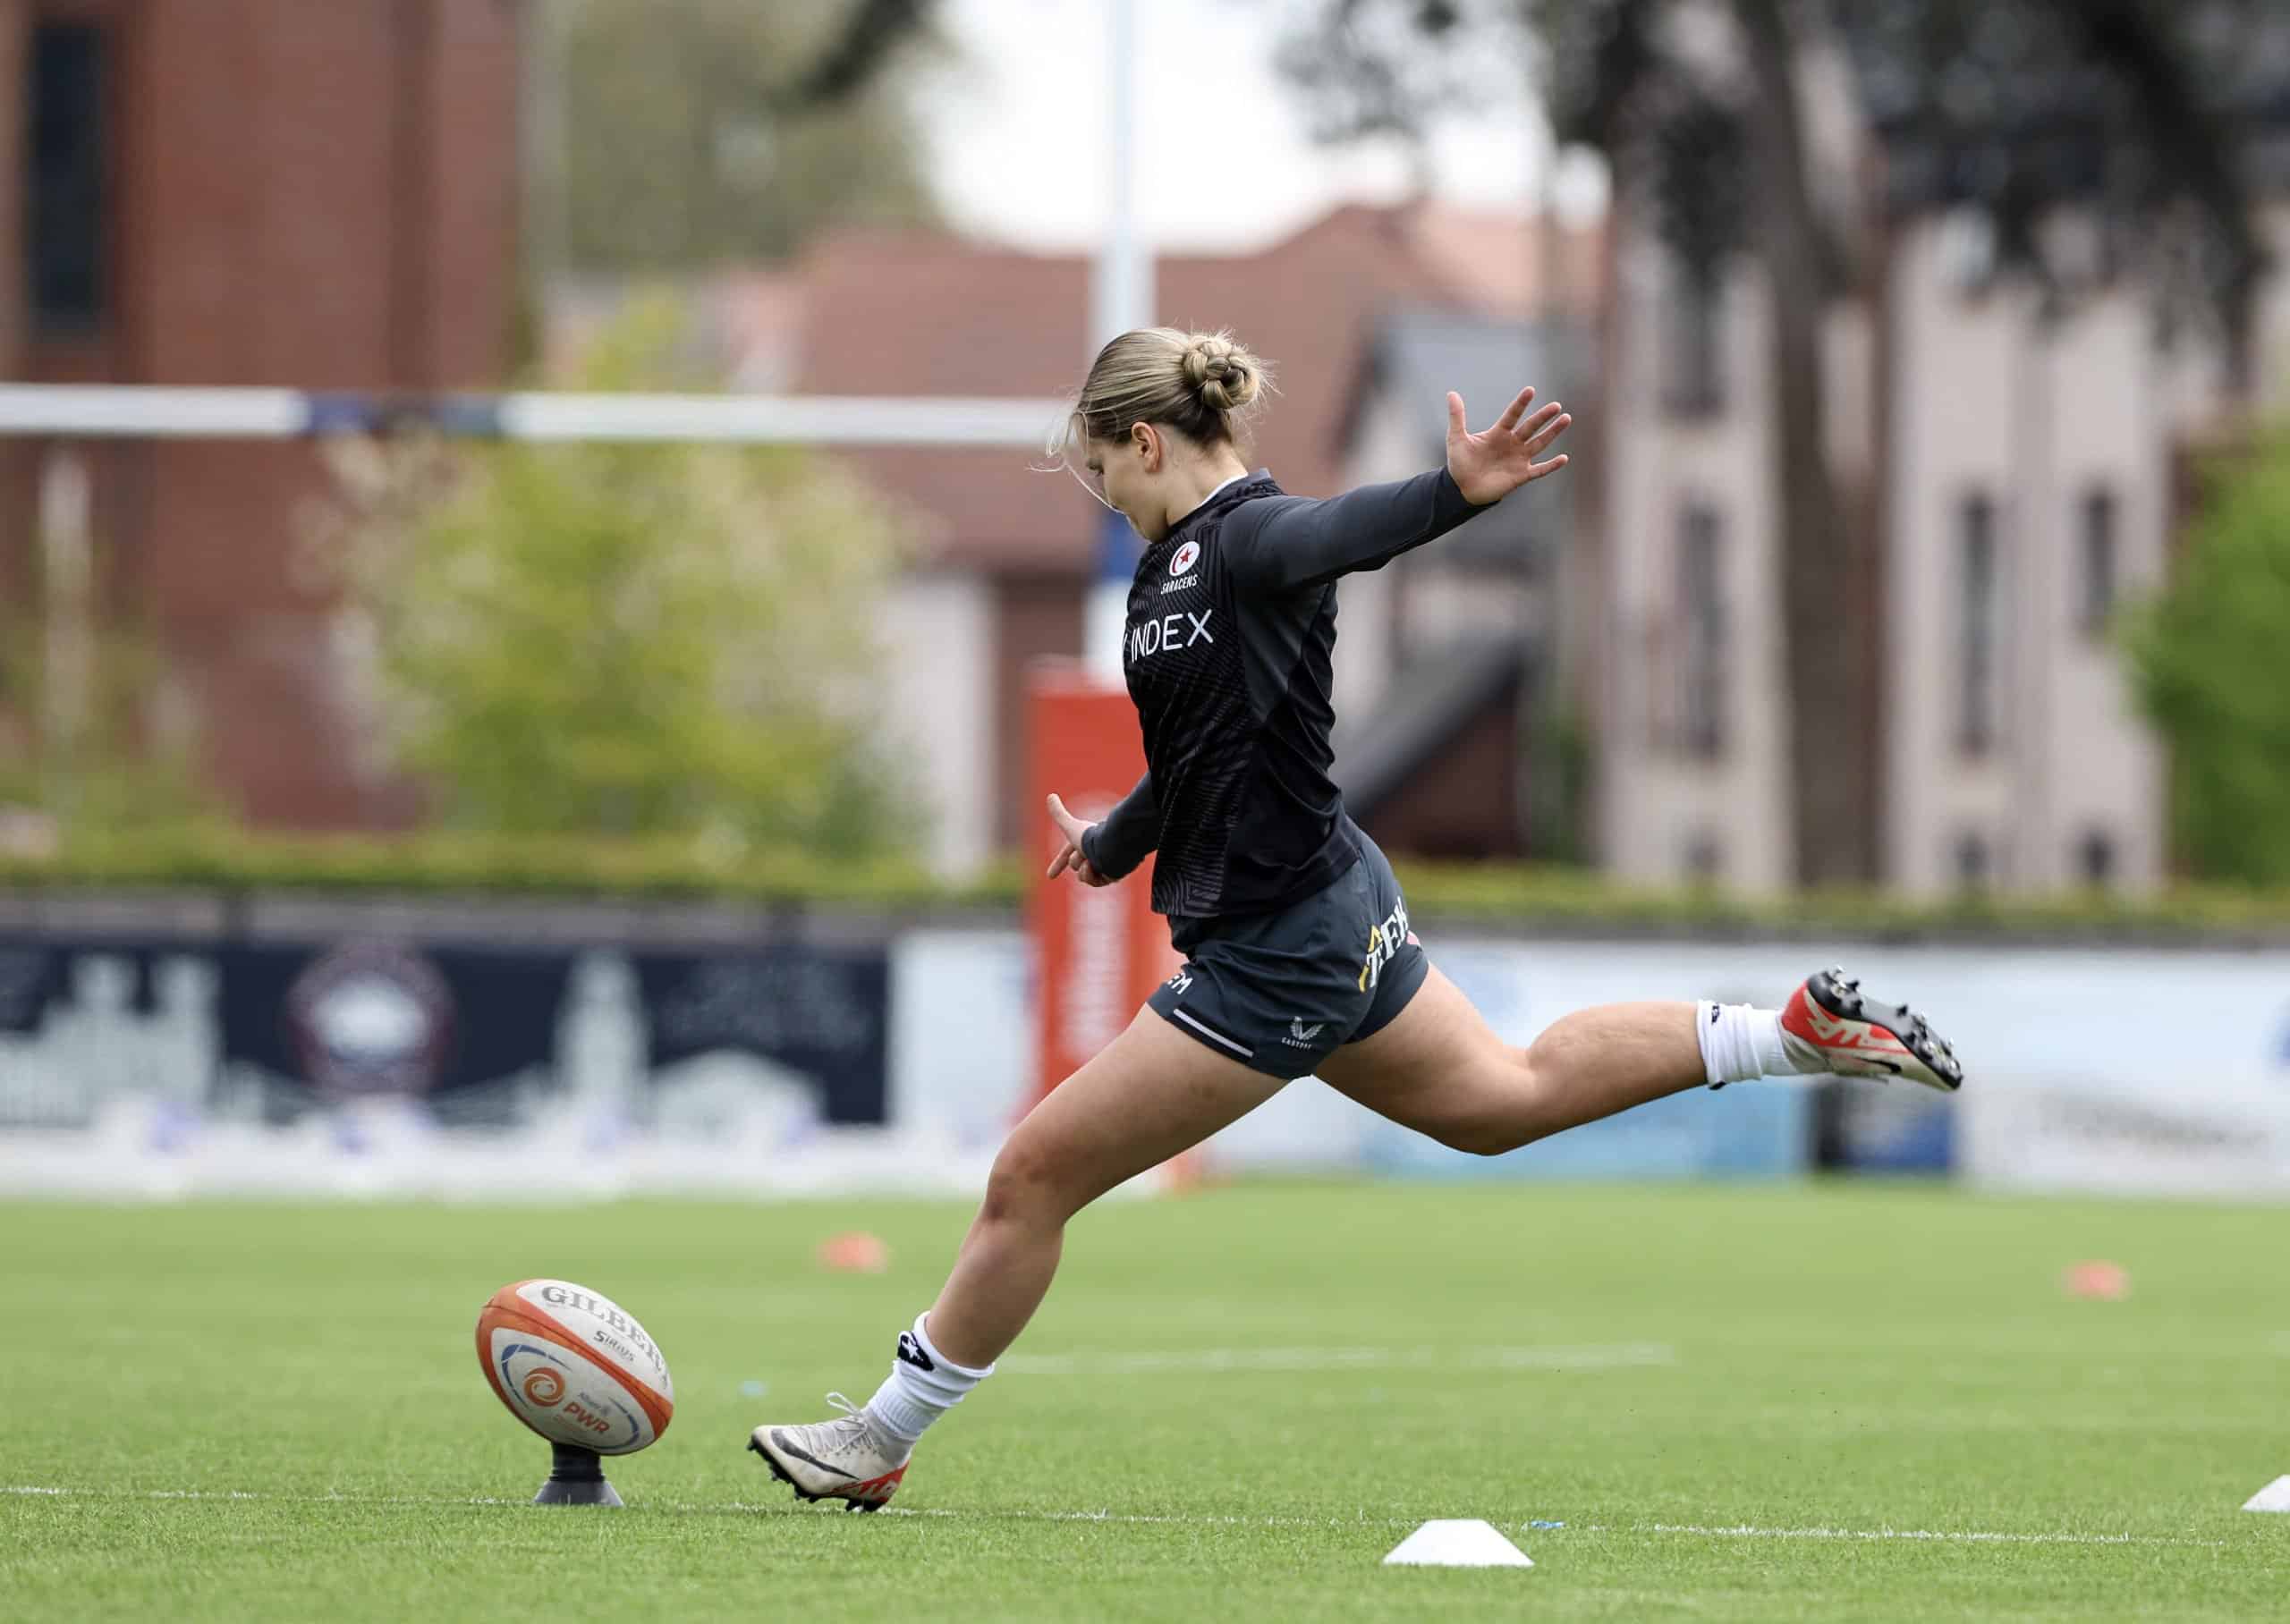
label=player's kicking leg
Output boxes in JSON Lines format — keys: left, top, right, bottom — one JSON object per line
{"left": 748, "top": 1005, "right": 1285, "bottom": 1510}
{"left": 1316, "top": 963, "right": 1960, "bottom": 1159}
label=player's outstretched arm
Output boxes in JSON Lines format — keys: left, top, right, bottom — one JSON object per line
{"left": 1220, "top": 387, "right": 1571, "bottom": 594}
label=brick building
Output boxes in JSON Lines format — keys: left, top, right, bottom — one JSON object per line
{"left": 0, "top": 0, "right": 519, "bottom": 825}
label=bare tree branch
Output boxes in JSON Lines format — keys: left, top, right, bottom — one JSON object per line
{"left": 778, "top": 0, "right": 937, "bottom": 109}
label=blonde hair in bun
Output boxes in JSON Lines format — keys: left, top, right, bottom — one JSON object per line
{"left": 1053, "top": 326, "right": 1275, "bottom": 469}
{"left": 1179, "top": 332, "right": 1263, "bottom": 414}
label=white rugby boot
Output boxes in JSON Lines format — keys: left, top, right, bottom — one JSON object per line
{"left": 1779, "top": 966, "right": 1964, "bottom": 1092}
{"left": 748, "top": 1393, "right": 912, "bottom": 1511}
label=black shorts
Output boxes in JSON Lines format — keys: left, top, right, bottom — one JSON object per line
{"left": 1146, "top": 830, "right": 1430, "bottom": 1078}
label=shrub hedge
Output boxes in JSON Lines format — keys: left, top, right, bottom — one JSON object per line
{"left": 8, "top": 829, "right": 2290, "bottom": 942}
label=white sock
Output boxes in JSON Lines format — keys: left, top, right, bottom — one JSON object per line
{"left": 863, "top": 1313, "right": 994, "bottom": 1444}
{"left": 1694, "top": 1002, "right": 1805, "bottom": 1087}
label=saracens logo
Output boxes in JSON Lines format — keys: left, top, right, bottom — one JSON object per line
{"left": 1169, "top": 540, "right": 1200, "bottom": 575}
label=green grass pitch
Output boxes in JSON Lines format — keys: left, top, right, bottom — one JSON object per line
{"left": 4, "top": 1182, "right": 2286, "bottom": 1620}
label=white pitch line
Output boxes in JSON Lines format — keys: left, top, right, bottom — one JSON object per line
{"left": 0, "top": 1485, "right": 1424, "bottom": 1528}
{"left": 999, "top": 1342, "right": 1676, "bottom": 1376}
{"left": 1620, "top": 1522, "right": 2223, "bottom": 1549}
{"left": 0, "top": 1484, "right": 2224, "bottom": 1547}
{"left": 885, "top": 1506, "right": 1413, "bottom": 1531}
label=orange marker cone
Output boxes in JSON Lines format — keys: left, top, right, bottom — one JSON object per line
{"left": 818, "top": 1232, "right": 890, "bottom": 1273}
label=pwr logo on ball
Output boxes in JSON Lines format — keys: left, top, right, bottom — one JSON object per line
{"left": 474, "top": 1279, "right": 674, "bottom": 1457}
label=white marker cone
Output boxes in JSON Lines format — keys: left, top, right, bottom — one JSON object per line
{"left": 2243, "top": 1476, "right": 2290, "bottom": 1512}
{"left": 1382, "top": 1518, "right": 1535, "bottom": 1568}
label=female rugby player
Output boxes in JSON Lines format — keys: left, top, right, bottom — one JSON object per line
{"left": 750, "top": 328, "right": 1963, "bottom": 1509}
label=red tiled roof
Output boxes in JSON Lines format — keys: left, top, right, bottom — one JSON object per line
{"left": 1402, "top": 204, "right": 1607, "bottom": 324}
{"left": 792, "top": 231, "right": 1090, "bottom": 570}
{"left": 793, "top": 201, "right": 1602, "bottom": 571}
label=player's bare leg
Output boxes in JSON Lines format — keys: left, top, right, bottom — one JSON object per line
{"left": 748, "top": 1006, "right": 1282, "bottom": 1509}
{"left": 1319, "top": 965, "right": 1960, "bottom": 1157}
{"left": 1317, "top": 968, "right": 1705, "bottom": 1152}
{"left": 928, "top": 1006, "right": 1282, "bottom": 1363}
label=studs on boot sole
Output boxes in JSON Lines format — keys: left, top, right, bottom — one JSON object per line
{"left": 749, "top": 1435, "right": 892, "bottom": 1512}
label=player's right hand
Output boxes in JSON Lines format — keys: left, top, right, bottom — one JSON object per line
{"left": 1446, "top": 385, "right": 1570, "bottom": 505}
{"left": 1045, "top": 793, "right": 1111, "bottom": 886}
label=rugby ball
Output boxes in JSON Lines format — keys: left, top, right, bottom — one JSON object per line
{"left": 474, "top": 1279, "right": 674, "bottom": 1455}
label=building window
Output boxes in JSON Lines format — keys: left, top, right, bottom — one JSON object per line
{"left": 1664, "top": 272, "right": 1724, "bottom": 418}
{"left": 2076, "top": 830, "right": 2116, "bottom": 888}
{"left": 1678, "top": 502, "right": 1726, "bottom": 759}
{"left": 1958, "top": 492, "right": 2001, "bottom": 757}
{"left": 26, "top": 22, "right": 107, "bottom": 335}
{"left": 1954, "top": 831, "right": 1991, "bottom": 892}
{"left": 2077, "top": 486, "right": 2117, "bottom": 639}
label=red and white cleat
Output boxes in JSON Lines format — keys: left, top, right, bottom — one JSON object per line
{"left": 747, "top": 1393, "right": 912, "bottom": 1511}
{"left": 1780, "top": 967, "right": 1963, "bottom": 1092}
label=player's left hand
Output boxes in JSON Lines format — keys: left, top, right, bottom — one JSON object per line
{"left": 1445, "top": 386, "right": 1571, "bottom": 506}
{"left": 1045, "top": 793, "right": 1111, "bottom": 886}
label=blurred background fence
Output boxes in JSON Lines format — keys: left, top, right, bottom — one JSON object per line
{"left": 10, "top": 874, "right": 2290, "bottom": 1200}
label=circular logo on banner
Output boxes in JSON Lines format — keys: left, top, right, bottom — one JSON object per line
{"left": 285, "top": 941, "right": 455, "bottom": 1098}
{"left": 1170, "top": 541, "right": 1200, "bottom": 576}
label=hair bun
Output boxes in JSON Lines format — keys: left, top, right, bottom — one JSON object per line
{"left": 1182, "top": 333, "right": 1260, "bottom": 414}
{"left": 1060, "top": 326, "right": 1272, "bottom": 461}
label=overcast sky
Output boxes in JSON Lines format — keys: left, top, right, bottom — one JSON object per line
{"left": 921, "top": 0, "right": 1607, "bottom": 255}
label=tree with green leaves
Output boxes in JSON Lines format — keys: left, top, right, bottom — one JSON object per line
{"left": 2127, "top": 427, "right": 2290, "bottom": 886}
{"left": 316, "top": 297, "right": 915, "bottom": 859}
{"left": 1277, "top": 0, "right": 2271, "bottom": 885}
{"left": 539, "top": 0, "right": 943, "bottom": 273}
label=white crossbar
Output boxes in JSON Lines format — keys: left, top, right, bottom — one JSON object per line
{"left": 0, "top": 385, "right": 308, "bottom": 438}
{"left": 496, "top": 392, "right": 1065, "bottom": 447}
{"left": 0, "top": 385, "right": 1068, "bottom": 448}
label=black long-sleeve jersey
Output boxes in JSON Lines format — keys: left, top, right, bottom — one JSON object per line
{"left": 1079, "top": 466, "right": 1485, "bottom": 920}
